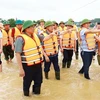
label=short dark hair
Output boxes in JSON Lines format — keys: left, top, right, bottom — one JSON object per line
{"left": 97, "top": 22, "right": 100, "bottom": 25}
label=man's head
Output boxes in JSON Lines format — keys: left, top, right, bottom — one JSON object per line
{"left": 15, "top": 20, "right": 23, "bottom": 30}
{"left": 45, "top": 21, "right": 54, "bottom": 33}
{"left": 39, "top": 19, "right": 45, "bottom": 26}
{"left": 65, "top": 21, "right": 74, "bottom": 29}
{"left": 3, "top": 21, "right": 10, "bottom": 30}
{"left": 22, "top": 20, "right": 36, "bottom": 34}
{"left": 81, "top": 19, "right": 91, "bottom": 28}
{"left": 53, "top": 21, "right": 58, "bottom": 30}
{"left": 59, "top": 21, "right": 65, "bottom": 28}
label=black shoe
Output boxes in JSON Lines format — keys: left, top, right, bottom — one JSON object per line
{"left": 62, "top": 62, "right": 66, "bottom": 68}
{"left": 55, "top": 71, "right": 60, "bottom": 80}
{"left": 34, "top": 87, "right": 41, "bottom": 95}
{"left": 67, "top": 61, "right": 71, "bottom": 68}
{"left": 78, "top": 70, "right": 84, "bottom": 74}
{"left": 45, "top": 72, "right": 49, "bottom": 79}
{"left": 24, "top": 91, "right": 29, "bottom": 96}
{"left": 79, "top": 67, "right": 84, "bottom": 74}
{"left": 84, "top": 74, "right": 90, "bottom": 80}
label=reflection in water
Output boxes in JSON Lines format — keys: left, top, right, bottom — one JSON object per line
{"left": 0, "top": 53, "right": 100, "bottom": 100}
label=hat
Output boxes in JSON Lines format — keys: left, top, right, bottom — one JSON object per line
{"left": 81, "top": 19, "right": 91, "bottom": 26}
{"left": 39, "top": 19, "right": 45, "bottom": 23}
{"left": 3, "top": 21, "right": 10, "bottom": 25}
{"left": 44, "top": 21, "right": 54, "bottom": 28}
{"left": 0, "top": 23, "right": 4, "bottom": 29}
{"left": 15, "top": 20, "right": 23, "bottom": 25}
{"left": 68, "top": 18, "right": 74, "bottom": 22}
{"left": 59, "top": 21, "right": 65, "bottom": 25}
{"left": 22, "top": 20, "right": 35, "bottom": 31}
{"left": 65, "top": 21, "right": 74, "bottom": 27}
{"left": 52, "top": 21, "right": 58, "bottom": 25}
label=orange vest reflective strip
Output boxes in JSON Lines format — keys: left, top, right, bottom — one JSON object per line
{"left": 22, "top": 46, "right": 42, "bottom": 52}
{"left": 18, "top": 33, "right": 43, "bottom": 66}
{"left": 42, "top": 33, "right": 58, "bottom": 56}
{"left": 86, "top": 34, "right": 96, "bottom": 50}
{"left": 2, "top": 29, "right": 11, "bottom": 45}
{"left": 62, "top": 31, "right": 75, "bottom": 49}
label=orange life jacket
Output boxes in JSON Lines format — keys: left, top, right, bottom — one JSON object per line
{"left": 62, "top": 31, "right": 76, "bottom": 49}
{"left": 17, "top": 33, "right": 43, "bottom": 66}
{"left": 80, "top": 28, "right": 96, "bottom": 50}
{"left": 2, "top": 29, "right": 11, "bottom": 46}
{"left": 42, "top": 33, "right": 58, "bottom": 56}
{"left": 85, "top": 33, "right": 96, "bottom": 50}
{"left": 59, "top": 26, "right": 66, "bottom": 31}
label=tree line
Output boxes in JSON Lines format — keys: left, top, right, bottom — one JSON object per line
{"left": 0, "top": 18, "right": 100, "bottom": 27}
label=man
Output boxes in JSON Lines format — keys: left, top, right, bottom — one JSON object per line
{"left": 68, "top": 18, "right": 79, "bottom": 60}
{"left": 79, "top": 19, "right": 100, "bottom": 80}
{"left": 15, "top": 20, "right": 43, "bottom": 96}
{"left": 36, "top": 19, "right": 45, "bottom": 34}
{"left": 10, "top": 20, "right": 23, "bottom": 50}
{"left": 38, "top": 21, "right": 60, "bottom": 80}
{"left": 60, "top": 21, "right": 76, "bottom": 68}
{"left": 0, "top": 23, "right": 3, "bottom": 72}
{"left": 2, "top": 21, "right": 14, "bottom": 63}
{"left": 59, "top": 21, "right": 66, "bottom": 31}
{"left": 53, "top": 21, "right": 60, "bottom": 47}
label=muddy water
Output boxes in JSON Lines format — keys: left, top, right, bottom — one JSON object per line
{"left": 0, "top": 53, "right": 100, "bottom": 100}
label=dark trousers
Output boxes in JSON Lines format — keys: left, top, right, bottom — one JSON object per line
{"left": 23, "top": 63, "right": 43, "bottom": 92}
{"left": 3, "top": 45, "right": 14, "bottom": 61}
{"left": 75, "top": 40, "right": 79, "bottom": 54}
{"left": 44, "top": 54, "right": 60, "bottom": 72}
{"left": 80, "top": 51, "right": 94, "bottom": 75}
{"left": 62, "top": 49, "right": 73, "bottom": 63}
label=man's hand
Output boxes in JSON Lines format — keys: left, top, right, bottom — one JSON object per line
{"left": 45, "top": 56, "right": 50, "bottom": 62}
{"left": 19, "top": 68, "right": 25, "bottom": 77}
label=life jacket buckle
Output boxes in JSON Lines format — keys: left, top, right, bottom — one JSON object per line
{"left": 37, "top": 46, "right": 40, "bottom": 49}
{"left": 53, "top": 42, "right": 55, "bottom": 45}
{"left": 53, "top": 46, "right": 56, "bottom": 49}
{"left": 38, "top": 52, "right": 41, "bottom": 55}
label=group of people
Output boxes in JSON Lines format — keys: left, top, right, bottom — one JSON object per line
{"left": 0, "top": 18, "right": 100, "bottom": 97}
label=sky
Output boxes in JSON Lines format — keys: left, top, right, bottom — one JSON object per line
{"left": 0, "top": 0, "right": 100, "bottom": 22}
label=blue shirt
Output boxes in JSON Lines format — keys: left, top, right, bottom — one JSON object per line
{"left": 80, "top": 28, "right": 95, "bottom": 52}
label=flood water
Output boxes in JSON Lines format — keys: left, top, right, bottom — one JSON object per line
{"left": 0, "top": 52, "right": 100, "bottom": 100}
